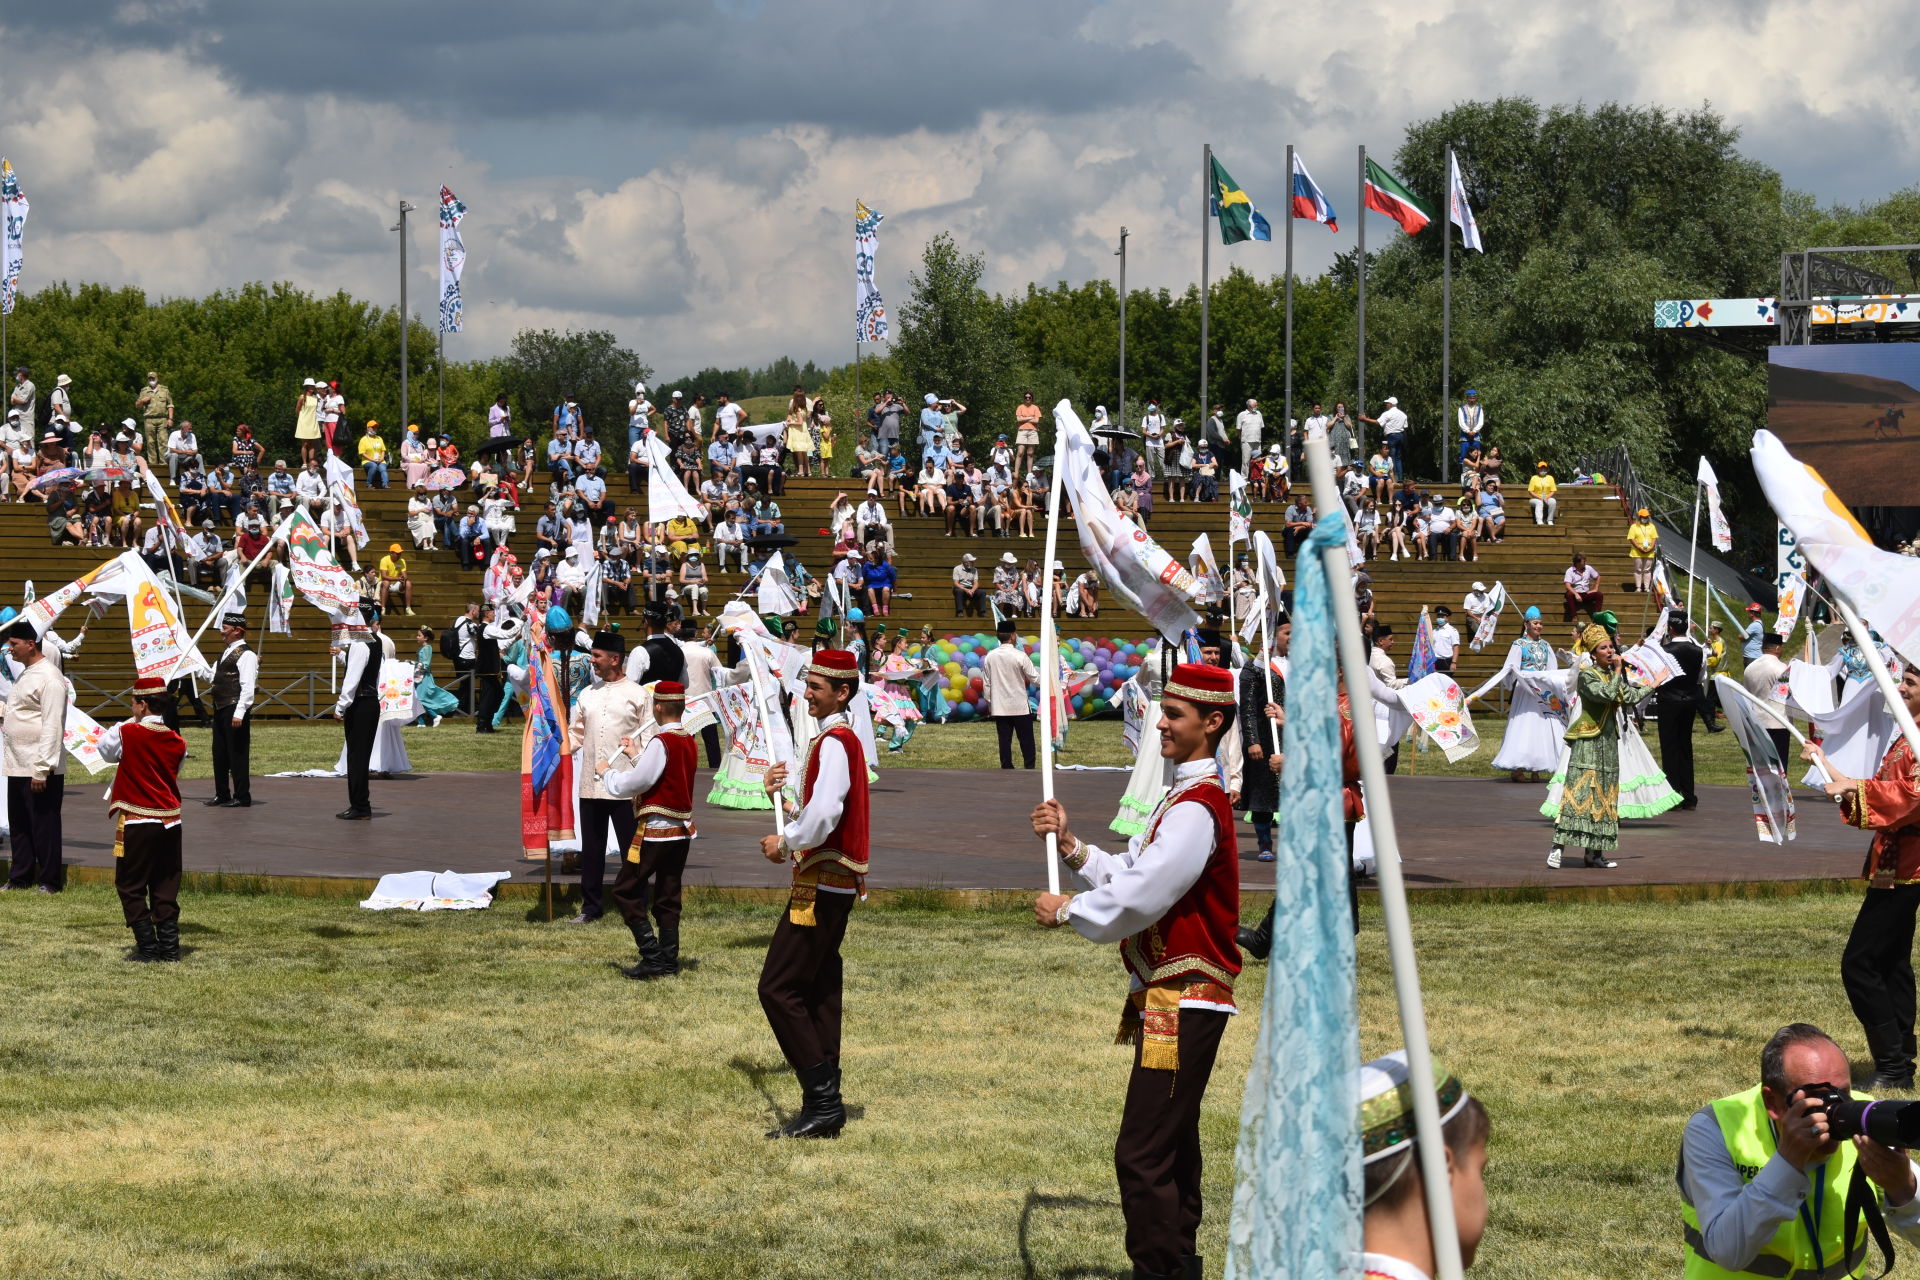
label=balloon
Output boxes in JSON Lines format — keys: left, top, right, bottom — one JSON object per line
{"left": 954, "top": 702, "right": 976, "bottom": 721}
{"left": 943, "top": 662, "right": 961, "bottom": 678}
{"left": 966, "top": 676, "right": 983, "bottom": 697}
{"left": 1070, "top": 696, "right": 1085, "bottom": 711}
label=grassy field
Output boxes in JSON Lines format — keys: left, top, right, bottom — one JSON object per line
{"left": 0, "top": 885, "right": 1881, "bottom": 1278}
{"left": 158, "top": 710, "right": 1754, "bottom": 783}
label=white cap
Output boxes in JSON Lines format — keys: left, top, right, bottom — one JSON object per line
{"left": 962, "top": 552, "right": 976, "bottom": 563}
{"left": 670, "top": 390, "right": 682, "bottom": 398}
{"left": 634, "top": 382, "right": 648, "bottom": 394}
{"left": 1384, "top": 396, "right": 1398, "bottom": 405}
{"left": 303, "top": 377, "right": 316, "bottom": 387}
{"left": 848, "top": 548, "right": 864, "bottom": 560}
{"left": 1472, "top": 581, "right": 1487, "bottom": 592}
{"left": 121, "top": 417, "right": 138, "bottom": 430}
{"left": 1001, "top": 551, "right": 1017, "bottom": 564}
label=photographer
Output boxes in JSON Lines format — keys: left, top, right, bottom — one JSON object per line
{"left": 1679, "top": 1023, "right": 1920, "bottom": 1277}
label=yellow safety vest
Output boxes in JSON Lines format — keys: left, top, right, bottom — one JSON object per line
{"left": 1680, "top": 1084, "right": 1871, "bottom": 1279}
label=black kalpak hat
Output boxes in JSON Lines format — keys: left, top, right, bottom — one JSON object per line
{"left": 1374, "top": 623, "right": 1395, "bottom": 639}
{"left": 221, "top": 612, "right": 249, "bottom": 629}
{"left": 591, "top": 629, "right": 626, "bottom": 655}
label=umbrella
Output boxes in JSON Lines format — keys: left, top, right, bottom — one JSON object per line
{"left": 423, "top": 467, "right": 466, "bottom": 491}
{"left": 26, "top": 467, "right": 83, "bottom": 493}
{"left": 474, "top": 436, "right": 524, "bottom": 458}
{"left": 83, "top": 466, "right": 135, "bottom": 484}
{"left": 1091, "top": 425, "right": 1141, "bottom": 441}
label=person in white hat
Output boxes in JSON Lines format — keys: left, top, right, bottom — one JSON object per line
{"left": 1356, "top": 1050, "right": 1490, "bottom": 1278}
{"left": 49, "top": 372, "right": 71, "bottom": 428}
{"left": 292, "top": 376, "right": 321, "bottom": 468}
{"left": 918, "top": 392, "right": 945, "bottom": 459}
{"left": 627, "top": 383, "right": 654, "bottom": 449}
{"left": 1361, "top": 396, "right": 1409, "bottom": 482}
{"left": 951, "top": 551, "right": 985, "bottom": 617}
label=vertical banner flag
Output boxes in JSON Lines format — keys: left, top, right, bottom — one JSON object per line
{"left": 1447, "top": 150, "right": 1483, "bottom": 252}
{"left": 855, "top": 201, "right": 889, "bottom": 343}
{"left": 1, "top": 160, "right": 26, "bottom": 314}
{"left": 280, "top": 507, "right": 361, "bottom": 616}
{"left": 1469, "top": 581, "right": 1506, "bottom": 651}
{"left": 1228, "top": 470, "right": 1252, "bottom": 544}
{"left": 1714, "top": 674, "right": 1797, "bottom": 844}
{"left": 1699, "top": 456, "right": 1733, "bottom": 552}
{"left": 438, "top": 186, "right": 467, "bottom": 334}
{"left": 1209, "top": 156, "right": 1272, "bottom": 244}
{"left": 1188, "top": 532, "right": 1226, "bottom": 605}
{"left": 1362, "top": 158, "right": 1432, "bottom": 235}
{"left": 267, "top": 562, "right": 294, "bottom": 636}
{"left": 1289, "top": 153, "right": 1339, "bottom": 231}
{"left": 643, "top": 429, "right": 706, "bottom": 525}
{"left": 1407, "top": 606, "right": 1437, "bottom": 680}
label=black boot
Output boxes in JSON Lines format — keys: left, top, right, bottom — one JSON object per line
{"left": 1865, "top": 1020, "right": 1914, "bottom": 1090}
{"left": 766, "top": 1060, "right": 847, "bottom": 1139}
{"left": 641, "top": 926, "right": 679, "bottom": 977}
{"left": 127, "top": 920, "right": 159, "bottom": 963}
{"left": 1132, "top": 1268, "right": 1179, "bottom": 1280}
{"left": 1180, "top": 1254, "right": 1203, "bottom": 1280}
{"left": 1236, "top": 903, "right": 1275, "bottom": 962}
{"left": 618, "top": 918, "right": 666, "bottom": 979}
{"left": 153, "top": 919, "right": 181, "bottom": 962}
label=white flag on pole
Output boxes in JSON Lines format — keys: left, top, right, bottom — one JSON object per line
{"left": 643, "top": 430, "right": 706, "bottom": 525}
{"left": 1188, "top": 532, "right": 1226, "bottom": 605}
{"left": 438, "top": 186, "right": 466, "bottom": 334}
{"left": 1447, "top": 151, "right": 1483, "bottom": 253}
{"left": 1698, "top": 456, "right": 1733, "bottom": 552}
{"left": 756, "top": 551, "right": 800, "bottom": 617}
{"left": 1, "top": 159, "right": 27, "bottom": 315}
{"left": 855, "top": 201, "right": 888, "bottom": 343}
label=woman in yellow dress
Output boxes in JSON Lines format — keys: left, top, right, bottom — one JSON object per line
{"left": 294, "top": 377, "right": 322, "bottom": 468}
{"left": 783, "top": 386, "right": 814, "bottom": 478}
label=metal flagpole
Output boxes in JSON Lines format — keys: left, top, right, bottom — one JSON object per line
{"left": 1441, "top": 147, "right": 1453, "bottom": 486}
{"left": 1357, "top": 144, "right": 1368, "bottom": 459}
{"left": 1200, "top": 144, "right": 1211, "bottom": 424}
{"left": 1284, "top": 144, "right": 1295, "bottom": 472}
{"left": 394, "top": 200, "right": 415, "bottom": 442}
{"left": 1685, "top": 479, "right": 1703, "bottom": 636}
{"left": 1116, "top": 226, "right": 1128, "bottom": 437}
{"left": 1036, "top": 414, "right": 1069, "bottom": 895}
{"left": 437, "top": 328, "right": 445, "bottom": 440}
{"left": 1303, "top": 433, "right": 1465, "bottom": 1280}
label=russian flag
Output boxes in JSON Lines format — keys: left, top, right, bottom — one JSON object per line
{"left": 1290, "top": 153, "right": 1338, "bottom": 232}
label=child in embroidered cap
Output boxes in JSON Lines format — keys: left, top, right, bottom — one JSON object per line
{"left": 598, "top": 680, "right": 699, "bottom": 980}
{"left": 97, "top": 676, "right": 188, "bottom": 962}
{"left": 757, "top": 648, "right": 868, "bottom": 1140}
{"left": 1357, "top": 1050, "right": 1490, "bottom": 1279}
{"left": 1030, "top": 662, "right": 1242, "bottom": 1280}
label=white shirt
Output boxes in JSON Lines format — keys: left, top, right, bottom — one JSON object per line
{"left": 1463, "top": 590, "right": 1493, "bottom": 618}
{"left": 982, "top": 641, "right": 1037, "bottom": 716}
{"left": 2, "top": 656, "right": 68, "bottom": 780}
{"left": 1457, "top": 402, "right": 1485, "bottom": 436}
{"left": 599, "top": 733, "right": 696, "bottom": 833}
{"left": 1303, "top": 413, "right": 1330, "bottom": 442}
{"left": 1370, "top": 645, "right": 1407, "bottom": 689}
{"left": 166, "top": 429, "right": 198, "bottom": 457}
{"left": 1377, "top": 406, "right": 1409, "bottom": 436}
{"left": 715, "top": 403, "right": 744, "bottom": 434}
{"left": 778, "top": 714, "right": 854, "bottom": 880}
{"left": 1431, "top": 622, "right": 1461, "bottom": 659}
{"left": 629, "top": 397, "right": 653, "bottom": 429}
{"left": 1235, "top": 409, "right": 1264, "bottom": 441}
{"left": 1140, "top": 410, "right": 1165, "bottom": 440}
{"left": 294, "top": 470, "right": 327, "bottom": 500}
{"left": 1564, "top": 563, "right": 1601, "bottom": 594}
{"left": 217, "top": 638, "right": 260, "bottom": 715}
{"left": 454, "top": 616, "right": 478, "bottom": 662}
{"left": 1058, "top": 760, "right": 1223, "bottom": 962}
{"left": 857, "top": 500, "right": 889, "bottom": 528}
{"left": 1427, "top": 505, "right": 1457, "bottom": 533}
{"left": 570, "top": 676, "right": 650, "bottom": 800}
{"left": 682, "top": 642, "right": 724, "bottom": 698}
{"left": 331, "top": 642, "right": 373, "bottom": 717}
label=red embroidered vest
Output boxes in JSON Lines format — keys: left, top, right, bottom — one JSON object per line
{"left": 795, "top": 724, "right": 869, "bottom": 878}
{"left": 1120, "top": 776, "right": 1242, "bottom": 991}
{"left": 637, "top": 728, "right": 698, "bottom": 822}
{"left": 109, "top": 721, "right": 186, "bottom": 820}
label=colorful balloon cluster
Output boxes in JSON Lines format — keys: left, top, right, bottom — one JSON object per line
{"left": 915, "top": 632, "right": 1152, "bottom": 721}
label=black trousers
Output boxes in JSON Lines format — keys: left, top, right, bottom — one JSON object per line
{"left": 576, "top": 797, "right": 637, "bottom": 921}
{"left": 170, "top": 677, "right": 210, "bottom": 727}
{"left": 342, "top": 699, "right": 379, "bottom": 814}
{"left": 211, "top": 706, "right": 252, "bottom": 803}
{"left": 700, "top": 724, "right": 722, "bottom": 768}
{"left": 758, "top": 890, "right": 853, "bottom": 1069}
{"left": 611, "top": 836, "right": 691, "bottom": 932}
{"left": 450, "top": 658, "right": 475, "bottom": 713}
{"left": 1769, "top": 728, "right": 1793, "bottom": 771}
{"left": 5, "top": 775, "right": 64, "bottom": 889}
{"left": 116, "top": 821, "right": 182, "bottom": 926}
{"left": 1843, "top": 885, "right": 1920, "bottom": 1066}
{"left": 1115, "top": 1007, "right": 1229, "bottom": 1276}
{"left": 995, "top": 713, "right": 1036, "bottom": 769}
{"left": 1656, "top": 704, "right": 1697, "bottom": 805}
{"left": 475, "top": 674, "right": 504, "bottom": 731}
{"left": 1434, "top": 656, "right": 1455, "bottom": 674}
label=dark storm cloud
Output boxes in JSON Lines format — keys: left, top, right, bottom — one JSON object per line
{"left": 4, "top": 0, "right": 1196, "bottom": 134}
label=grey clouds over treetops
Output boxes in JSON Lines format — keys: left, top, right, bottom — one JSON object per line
{"left": 0, "top": 0, "right": 1913, "bottom": 378}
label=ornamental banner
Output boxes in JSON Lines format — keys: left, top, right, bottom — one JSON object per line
{"left": 1402, "top": 671, "right": 1480, "bottom": 762}
{"left": 855, "top": 200, "right": 888, "bottom": 343}
{"left": 1, "top": 159, "right": 26, "bottom": 315}
{"left": 280, "top": 508, "right": 361, "bottom": 618}
{"left": 438, "top": 186, "right": 467, "bottom": 334}
{"left": 378, "top": 660, "right": 419, "bottom": 723}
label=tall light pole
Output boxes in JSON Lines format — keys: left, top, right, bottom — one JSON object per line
{"left": 1116, "top": 226, "right": 1129, "bottom": 432}
{"left": 392, "top": 200, "right": 415, "bottom": 434}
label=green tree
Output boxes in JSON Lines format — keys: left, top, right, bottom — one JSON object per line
{"left": 894, "top": 233, "right": 1022, "bottom": 452}
{"left": 500, "top": 329, "right": 650, "bottom": 445}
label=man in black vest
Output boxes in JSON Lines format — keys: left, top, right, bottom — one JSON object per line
{"left": 638, "top": 603, "right": 685, "bottom": 686}
{"left": 330, "top": 603, "right": 382, "bottom": 820}
{"left": 474, "top": 604, "right": 505, "bottom": 732}
{"left": 1656, "top": 609, "right": 1708, "bottom": 811}
{"left": 205, "top": 612, "right": 258, "bottom": 807}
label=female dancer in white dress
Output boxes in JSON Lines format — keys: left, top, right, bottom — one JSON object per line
{"left": 1463, "top": 606, "right": 1566, "bottom": 782}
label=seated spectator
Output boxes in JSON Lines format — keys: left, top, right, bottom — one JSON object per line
{"left": 1282, "top": 495, "right": 1315, "bottom": 556}
{"left": 863, "top": 548, "right": 896, "bottom": 617}
{"left": 1368, "top": 442, "right": 1394, "bottom": 503}
{"left": 175, "top": 462, "right": 209, "bottom": 524}
{"left": 1455, "top": 494, "right": 1480, "bottom": 562}
{"left": 1529, "top": 461, "right": 1558, "bottom": 524}
{"left": 83, "top": 480, "right": 113, "bottom": 546}
{"left": 944, "top": 471, "right": 979, "bottom": 537}
{"left": 437, "top": 436, "right": 461, "bottom": 471}
{"left": 637, "top": 543, "right": 676, "bottom": 606}
{"left": 294, "top": 460, "right": 327, "bottom": 504}
{"left": 111, "top": 478, "right": 142, "bottom": 548}
{"left": 749, "top": 489, "right": 783, "bottom": 538}
{"left": 1190, "top": 441, "right": 1219, "bottom": 501}
{"left": 452, "top": 505, "right": 491, "bottom": 572}
{"left": 601, "top": 548, "right": 633, "bottom": 615}
{"left": 855, "top": 433, "right": 887, "bottom": 494}
{"left": 678, "top": 550, "right": 709, "bottom": 615}
{"left": 674, "top": 434, "right": 702, "bottom": 490}
{"left": 359, "top": 422, "right": 390, "bottom": 488}
{"left": 265, "top": 459, "right": 296, "bottom": 499}
{"left": 992, "top": 551, "right": 1023, "bottom": 615}
{"left": 1354, "top": 498, "right": 1381, "bottom": 558}
{"left": 1477, "top": 481, "right": 1506, "bottom": 543}
{"left": 406, "top": 491, "right": 436, "bottom": 550}
{"left": 230, "top": 423, "right": 261, "bottom": 471}
{"left": 915, "top": 458, "right": 947, "bottom": 517}
{"left": 1261, "top": 443, "right": 1290, "bottom": 501}
{"left": 856, "top": 489, "right": 893, "bottom": 548}
{"left": 664, "top": 512, "right": 701, "bottom": 557}
{"left": 400, "top": 428, "right": 433, "bottom": 489}
{"left": 482, "top": 489, "right": 517, "bottom": 548}
{"left": 576, "top": 462, "right": 610, "bottom": 528}
{"left": 548, "top": 428, "right": 577, "bottom": 484}
{"left": 952, "top": 553, "right": 986, "bottom": 616}
{"left": 165, "top": 421, "right": 201, "bottom": 483}
{"left": 377, "top": 543, "right": 415, "bottom": 615}
{"left": 188, "top": 520, "right": 225, "bottom": 586}
{"left": 203, "top": 463, "right": 238, "bottom": 525}
{"left": 714, "top": 508, "right": 749, "bottom": 570}
{"left": 1563, "top": 551, "right": 1603, "bottom": 621}
{"left": 47, "top": 493, "right": 83, "bottom": 545}
{"left": 699, "top": 473, "right": 730, "bottom": 522}
{"left": 1066, "top": 568, "right": 1100, "bottom": 617}
{"left": 832, "top": 547, "right": 866, "bottom": 611}
{"left": 1428, "top": 497, "right": 1461, "bottom": 561}
{"left": 985, "top": 462, "right": 1018, "bottom": 535}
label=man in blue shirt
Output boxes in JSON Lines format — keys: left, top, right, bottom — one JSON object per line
{"left": 707, "top": 432, "right": 737, "bottom": 484}
{"left": 919, "top": 393, "right": 945, "bottom": 459}
{"left": 547, "top": 428, "right": 577, "bottom": 484}
{"left": 1742, "top": 604, "right": 1766, "bottom": 660}
{"left": 602, "top": 550, "right": 632, "bottom": 615}
{"left": 575, "top": 464, "right": 610, "bottom": 529}
{"left": 451, "top": 506, "right": 491, "bottom": 574}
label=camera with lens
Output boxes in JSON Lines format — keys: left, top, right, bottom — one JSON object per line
{"left": 1795, "top": 1082, "right": 1920, "bottom": 1147}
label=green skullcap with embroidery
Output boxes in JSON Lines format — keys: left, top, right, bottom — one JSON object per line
{"left": 1358, "top": 1050, "right": 1470, "bottom": 1166}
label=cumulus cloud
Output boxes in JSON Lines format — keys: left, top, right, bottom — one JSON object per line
{"left": 0, "top": 0, "right": 1916, "bottom": 379}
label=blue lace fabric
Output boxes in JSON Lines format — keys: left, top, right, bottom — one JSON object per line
{"left": 1226, "top": 511, "right": 1362, "bottom": 1278}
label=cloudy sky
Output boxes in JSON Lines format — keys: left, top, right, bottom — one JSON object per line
{"left": 0, "top": 0, "right": 1910, "bottom": 380}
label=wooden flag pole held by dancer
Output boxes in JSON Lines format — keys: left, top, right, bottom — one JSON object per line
{"left": 1835, "top": 596, "right": 1920, "bottom": 762}
{"left": 1036, "top": 439, "right": 1069, "bottom": 896}
{"left": 742, "top": 637, "right": 787, "bottom": 838}
{"left": 1302, "top": 434, "right": 1465, "bottom": 1280}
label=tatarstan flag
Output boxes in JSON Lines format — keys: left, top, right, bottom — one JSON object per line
{"left": 1363, "top": 158, "right": 1432, "bottom": 235}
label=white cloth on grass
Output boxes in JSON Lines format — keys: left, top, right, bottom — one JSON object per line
{"left": 360, "top": 869, "right": 511, "bottom": 911}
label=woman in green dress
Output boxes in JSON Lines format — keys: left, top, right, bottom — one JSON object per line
{"left": 1548, "top": 623, "right": 1654, "bottom": 870}
{"left": 412, "top": 625, "right": 461, "bottom": 726}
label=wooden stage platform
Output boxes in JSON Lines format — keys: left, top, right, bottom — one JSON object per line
{"left": 31, "top": 767, "right": 1868, "bottom": 896}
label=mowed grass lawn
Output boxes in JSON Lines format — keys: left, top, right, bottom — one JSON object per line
{"left": 0, "top": 885, "right": 1880, "bottom": 1278}
{"left": 166, "top": 710, "right": 1752, "bottom": 782}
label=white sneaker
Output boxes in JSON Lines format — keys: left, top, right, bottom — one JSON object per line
{"left": 431, "top": 715, "right": 443, "bottom": 728}
{"left": 1546, "top": 846, "right": 1562, "bottom": 869}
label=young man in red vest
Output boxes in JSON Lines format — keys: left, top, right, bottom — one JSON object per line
{"left": 1031, "top": 662, "right": 1242, "bottom": 1280}
{"left": 757, "top": 648, "right": 868, "bottom": 1140}
{"left": 98, "top": 676, "right": 189, "bottom": 962}
{"left": 599, "top": 680, "right": 700, "bottom": 980}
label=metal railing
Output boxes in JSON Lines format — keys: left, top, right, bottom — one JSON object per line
{"left": 67, "top": 668, "right": 491, "bottom": 722}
